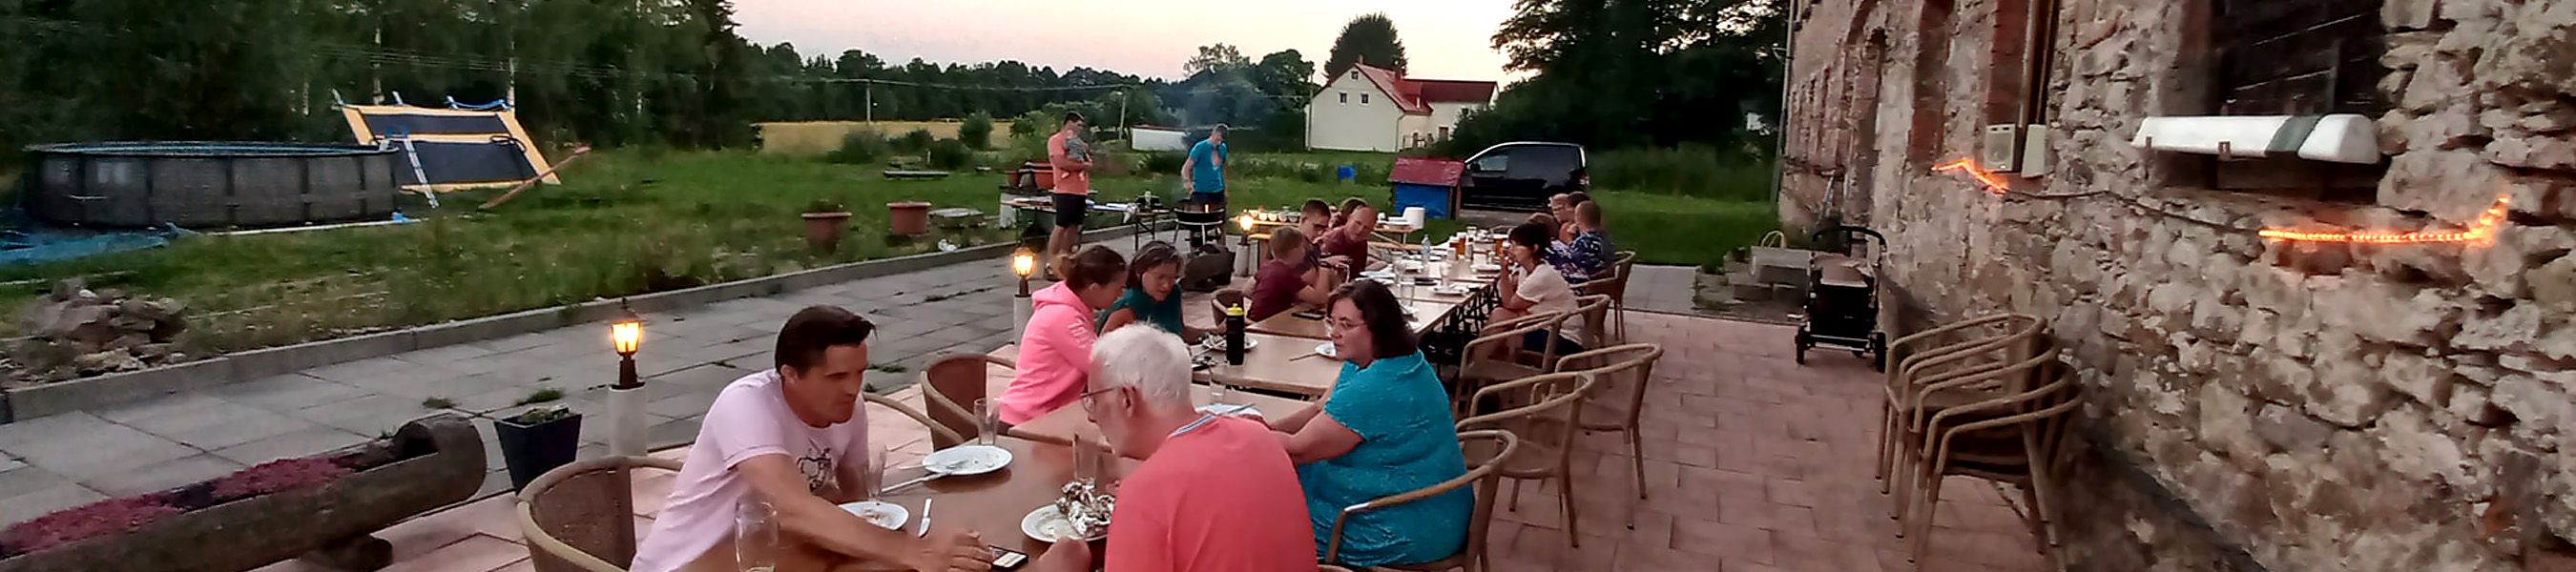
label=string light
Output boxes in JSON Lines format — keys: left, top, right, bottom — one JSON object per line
{"left": 1933, "top": 159, "right": 2010, "bottom": 194}
{"left": 2258, "top": 194, "right": 2513, "bottom": 244}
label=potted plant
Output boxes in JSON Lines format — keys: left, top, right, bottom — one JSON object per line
{"left": 803, "top": 198, "right": 852, "bottom": 254}
{"left": 495, "top": 405, "right": 582, "bottom": 491}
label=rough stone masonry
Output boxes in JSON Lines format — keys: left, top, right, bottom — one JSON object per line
{"left": 1784, "top": 0, "right": 2576, "bottom": 570}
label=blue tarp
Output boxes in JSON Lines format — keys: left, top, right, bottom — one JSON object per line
{"left": 0, "top": 211, "right": 197, "bottom": 266}
{"left": 1391, "top": 182, "right": 1456, "bottom": 220}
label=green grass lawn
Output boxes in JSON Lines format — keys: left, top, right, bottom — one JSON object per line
{"left": 0, "top": 149, "right": 1771, "bottom": 356}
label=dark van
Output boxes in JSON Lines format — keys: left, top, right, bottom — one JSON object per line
{"left": 1457, "top": 142, "right": 1589, "bottom": 212}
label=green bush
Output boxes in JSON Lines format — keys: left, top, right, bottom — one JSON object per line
{"left": 927, "top": 139, "right": 975, "bottom": 170}
{"left": 1589, "top": 144, "right": 1773, "bottom": 201}
{"left": 960, "top": 112, "right": 995, "bottom": 150}
{"left": 895, "top": 129, "right": 936, "bottom": 154}
{"left": 1140, "top": 151, "right": 1185, "bottom": 175}
{"left": 826, "top": 130, "right": 889, "bottom": 164}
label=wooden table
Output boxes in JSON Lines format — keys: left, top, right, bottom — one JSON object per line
{"left": 1197, "top": 332, "right": 1348, "bottom": 397}
{"left": 699, "top": 437, "right": 1134, "bottom": 572}
{"left": 1008, "top": 384, "right": 1313, "bottom": 453}
{"left": 1248, "top": 298, "right": 1457, "bottom": 339}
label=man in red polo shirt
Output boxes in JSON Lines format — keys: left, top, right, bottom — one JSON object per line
{"left": 1032, "top": 326, "right": 1313, "bottom": 572}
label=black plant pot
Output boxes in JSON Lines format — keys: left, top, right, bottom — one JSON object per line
{"left": 494, "top": 412, "right": 583, "bottom": 491}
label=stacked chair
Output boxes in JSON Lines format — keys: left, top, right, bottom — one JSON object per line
{"left": 1873, "top": 313, "right": 2079, "bottom": 570}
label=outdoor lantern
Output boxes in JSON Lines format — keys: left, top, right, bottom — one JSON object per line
{"left": 606, "top": 301, "right": 648, "bottom": 457}
{"left": 1237, "top": 213, "right": 1257, "bottom": 233}
{"left": 1011, "top": 248, "right": 1038, "bottom": 340}
{"left": 1012, "top": 247, "right": 1038, "bottom": 295}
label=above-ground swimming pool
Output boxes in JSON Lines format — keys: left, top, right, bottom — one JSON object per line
{"left": 24, "top": 142, "right": 402, "bottom": 229}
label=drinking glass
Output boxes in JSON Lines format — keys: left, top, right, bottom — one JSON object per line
{"left": 1207, "top": 383, "right": 1231, "bottom": 409}
{"left": 857, "top": 448, "right": 885, "bottom": 500}
{"left": 735, "top": 500, "right": 779, "bottom": 572}
{"left": 974, "top": 398, "right": 999, "bottom": 446}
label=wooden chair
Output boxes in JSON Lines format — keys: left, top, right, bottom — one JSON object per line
{"left": 1457, "top": 371, "right": 1597, "bottom": 548}
{"left": 1886, "top": 350, "right": 2060, "bottom": 529}
{"left": 1902, "top": 363, "right": 2080, "bottom": 570}
{"left": 1580, "top": 251, "right": 1638, "bottom": 343}
{"left": 864, "top": 393, "right": 963, "bottom": 447}
{"left": 1555, "top": 344, "right": 1664, "bottom": 525}
{"left": 1874, "top": 314, "right": 2043, "bottom": 492}
{"left": 1566, "top": 294, "right": 1613, "bottom": 354}
{"left": 1452, "top": 313, "right": 1566, "bottom": 415}
{"left": 917, "top": 353, "right": 1013, "bottom": 448}
{"left": 516, "top": 456, "right": 686, "bottom": 572}
{"left": 1322, "top": 429, "right": 1521, "bottom": 572}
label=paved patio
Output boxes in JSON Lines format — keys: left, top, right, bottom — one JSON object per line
{"left": 0, "top": 232, "right": 1707, "bottom": 530}
{"left": 286, "top": 312, "right": 2049, "bottom": 572}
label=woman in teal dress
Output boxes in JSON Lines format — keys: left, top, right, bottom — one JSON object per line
{"left": 1269, "top": 280, "right": 1471, "bottom": 566}
{"left": 1096, "top": 241, "right": 1203, "bottom": 342}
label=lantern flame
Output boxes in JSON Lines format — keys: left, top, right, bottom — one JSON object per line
{"left": 2257, "top": 194, "right": 2513, "bottom": 244}
{"left": 1237, "top": 213, "right": 1257, "bottom": 232}
{"left": 1011, "top": 248, "right": 1038, "bottom": 277}
{"left": 611, "top": 320, "right": 641, "bottom": 355}
{"left": 1933, "top": 159, "right": 2011, "bottom": 194}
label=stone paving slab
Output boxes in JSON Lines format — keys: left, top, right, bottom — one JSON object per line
{"left": 0, "top": 236, "right": 1164, "bottom": 526}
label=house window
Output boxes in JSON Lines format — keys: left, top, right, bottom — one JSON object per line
{"left": 1440, "top": 126, "right": 1452, "bottom": 140}
{"left": 1361, "top": 93, "right": 1370, "bottom": 105}
{"left": 1340, "top": 92, "right": 1348, "bottom": 104}
{"left": 2212, "top": 0, "right": 2387, "bottom": 115}
{"left": 2199, "top": 0, "right": 2389, "bottom": 199}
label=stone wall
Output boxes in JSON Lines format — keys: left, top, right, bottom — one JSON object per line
{"left": 1784, "top": 0, "right": 2576, "bottom": 570}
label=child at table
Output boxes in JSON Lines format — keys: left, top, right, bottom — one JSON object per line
{"left": 998, "top": 245, "right": 1128, "bottom": 427}
{"left": 1098, "top": 241, "right": 1205, "bottom": 343}
{"left": 1249, "top": 227, "right": 1333, "bottom": 322}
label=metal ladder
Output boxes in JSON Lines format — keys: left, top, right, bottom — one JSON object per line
{"left": 383, "top": 134, "right": 439, "bottom": 209}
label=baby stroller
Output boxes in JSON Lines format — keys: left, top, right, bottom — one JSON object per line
{"left": 1795, "top": 226, "right": 1888, "bottom": 370}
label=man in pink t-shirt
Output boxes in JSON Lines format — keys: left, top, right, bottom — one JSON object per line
{"left": 631, "top": 306, "right": 992, "bottom": 572}
{"left": 1032, "top": 326, "right": 1314, "bottom": 572}
{"left": 1043, "top": 112, "right": 1093, "bottom": 276}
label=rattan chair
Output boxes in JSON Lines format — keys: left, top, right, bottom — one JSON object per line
{"left": 517, "top": 456, "right": 687, "bottom": 572}
{"left": 1567, "top": 294, "right": 1612, "bottom": 354}
{"left": 1554, "top": 344, "right": 1664, "bottom": 526}
{"left": 1458, "top": 371, "right": 1597, "bottom": 547}
{"left": 917, "top": 353, "right": 1014, "bottom": 448}
{"left": 1581, "top": 251, "right": 1638, "bottom": 343}
{"left": 1874, "top": 314, "right": 2044, "bottom": 492}
{"left": 1902, "top": 363, "right": 2079, "bottom": 570}
{"left": 1323, "top": 429, "right": 1521, "bottom": 572}
{"left": 863, "top": 393, "right": 963, "bottom": 447}
{"left": 1448, "top": 311, "right": 1566, "bottom": 416}
{"left": 1887, "top": 350, "right": 2059, "bottom": 528}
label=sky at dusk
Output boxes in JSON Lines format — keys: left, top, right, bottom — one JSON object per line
{"left": 732, "top": 0, "right": 1520, "bottom": 82}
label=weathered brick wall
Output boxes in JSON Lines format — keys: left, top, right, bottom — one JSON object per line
{"left": 1786, "top": 0, "right": 2576, "bottom": 570}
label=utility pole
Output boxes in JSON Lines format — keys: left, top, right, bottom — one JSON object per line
{"left": 1116, "top": 91, "right": 1129, "bottom": 141}
{"left": 865, "top": 85, "right": 874, "bottom": 123}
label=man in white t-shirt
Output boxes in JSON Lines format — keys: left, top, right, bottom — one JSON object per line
{"left": 1492, "top": 221, "right": 1587, "bottom": 356}
{"left": 631, "top": 306, "right": 992, "bottom": 572}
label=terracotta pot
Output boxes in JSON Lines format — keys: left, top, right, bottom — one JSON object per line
{"left": 803, "top": 212, "right": 851, "bottom": 253}
{"left": 887, "top": 201, "right": 933, "bottom": 236}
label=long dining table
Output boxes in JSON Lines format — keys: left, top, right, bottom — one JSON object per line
{"left": 683, "top": 436, "right": 1136, "bottom": 572}
{"left": 1007, "top": 384, "right": 1312, "bottom": 454}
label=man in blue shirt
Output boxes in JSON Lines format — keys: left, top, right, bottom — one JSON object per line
{"left": 1181, "top": 125, "right": 1229, "bottom": 212}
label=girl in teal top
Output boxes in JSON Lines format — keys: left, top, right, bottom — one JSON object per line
{"left": 1097, "top": 241, "right": 1201, "bottom": 342}
{"left": 1270, "top": 280, "right": 1470, "bottom": 566}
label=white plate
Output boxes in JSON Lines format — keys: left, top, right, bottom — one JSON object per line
{"left": 1395, "top": 260, "right": 1424, "bottom": 272}
{"left": 837, "top": 500, "right": 908, "bottom": 529}
{"left": 1201, "top": 337, "right": 1257, "bottom": 352}
{"left": 1021, "top": 505, "right": 1108, "bottom": 542}
{"left": 1315, "top": 342, "right": 1339, "bottom": 359}
{"left": 1471, "top": 263, "right": 1504, "bottom": 274}
{"left": 922, "top": 444, "right": 1013, "bottom": 476}
{"left": 1361, "top": 270, "right": 1397, "bottom": 281}
{"left": 1432, "top": 285, "right": 1471, "bottom": 296}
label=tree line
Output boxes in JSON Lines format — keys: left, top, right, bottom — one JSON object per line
{"left": 0, "top": 0, "right": 1178, "bottom": 156}
{"left": 1438, "top": 0, "right": 1786, "bottom": 157}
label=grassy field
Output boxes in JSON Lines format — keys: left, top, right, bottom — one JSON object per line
{"left": 0, "top": 148, "right": 1772, "bottom": 358}
{"left": 757, "top": 120, "right": 1014, "bottom": 156}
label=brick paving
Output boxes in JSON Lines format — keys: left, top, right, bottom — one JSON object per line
{"left": 314, "top": 312, "right": 2049, "bottom": 572}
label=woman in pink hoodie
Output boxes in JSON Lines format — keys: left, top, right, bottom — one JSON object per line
{"left": 998, "top": 245, "right": 1129, "bottom": 426}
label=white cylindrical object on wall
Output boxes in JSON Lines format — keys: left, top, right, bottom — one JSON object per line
{"left": 606, "top": 385, "right": 649, "bottom": 458}
{"left": 1014, "top": 294, "right": 1034, "bottom": 341}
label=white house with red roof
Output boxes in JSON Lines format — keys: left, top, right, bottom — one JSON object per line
{"left": 1305, "top": 64, "right": 1498, "bottom": 153}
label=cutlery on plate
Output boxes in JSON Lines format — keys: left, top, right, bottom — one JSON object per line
{"left": 916, "top": 499, "right": 931, "bottom": 538}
